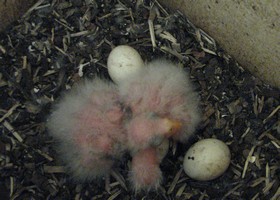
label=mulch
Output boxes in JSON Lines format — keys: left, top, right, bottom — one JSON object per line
{"left": 0, "top": 0, "right": 279, "bottom": 199}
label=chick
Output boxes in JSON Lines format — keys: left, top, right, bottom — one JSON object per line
{"left": 47, "top": 78, "right": 127, "bottom": 181}
{"left": 119, "top": 59, "right": 200, "bottom": 146}
{"left": 120, "top": 60, "right": 200, "bottom": 191}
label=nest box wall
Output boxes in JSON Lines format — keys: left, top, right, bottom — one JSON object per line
{"left": 159, "top": 0, "right": 280, "bottom": 88}
{"left": 1, "top": 0, "right": 279, "bottom": 88}
{"left": 0, "top": 0, "right": 37, "bottom": 32}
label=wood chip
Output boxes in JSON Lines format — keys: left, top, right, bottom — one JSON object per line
{"left": 107, "top": 189, "right": 121, "bottom": 200}
{"left": 148, "top": 6, "right": 157, "bottom": 48}
{"left": 0, "top": 104, "right": 20, "bottom": 123}
{"left": 242, "top": 145, "right": 256, "bottom": 178}
{"left": 167, "top": 168, "right": 183, "bottom": 194}
{"left": 3, "top": 121, "right": 23, "bottom": 142}
{"left": 43, "top": 165, "right": 65, "bottom": 173}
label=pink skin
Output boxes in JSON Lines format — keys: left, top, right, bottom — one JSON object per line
{"left": 130, "top": 148, "right": 162, "bottom": 191}
{"left": 126, "top": 114, "right": 181, "bottom": 152}
{"left": 69, "top": 99, "right": 126, "bottom": 174}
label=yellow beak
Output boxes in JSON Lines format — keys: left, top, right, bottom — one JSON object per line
{"left": 164, "top": 118, "right": 182, "bottom": 137}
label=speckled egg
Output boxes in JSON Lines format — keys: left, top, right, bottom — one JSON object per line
{"left": 183, "top": 138, "right": 231, "bottom": 181}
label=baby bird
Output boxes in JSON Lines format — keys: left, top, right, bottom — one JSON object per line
{"left": 119, "top": 59, "right": 200, "bottom": 147}
{"left": 120, "top": 59, "right": 201, "bottom": 190}
{"left": 47, "top": 78, "right": 127, "bottom": 181}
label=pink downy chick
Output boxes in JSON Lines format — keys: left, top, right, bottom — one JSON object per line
{"left": 119, "top": 59, "right": 200, "bottom": 143}
{"left": 130, "top": 148, "right": 162, "bottom": 191}
{"left": 47, "top": 78, "right": 127, "bottom": 181}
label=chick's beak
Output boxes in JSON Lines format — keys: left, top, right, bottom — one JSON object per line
{"left": 164, "top": 118, "right": 182, "bottom": 137}
{"left": 148, "top": 118, "right": 182, "bottom": 148}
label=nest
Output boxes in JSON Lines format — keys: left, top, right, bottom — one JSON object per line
{"left": 0, "top": 0, "right": 279, "bottom": 199}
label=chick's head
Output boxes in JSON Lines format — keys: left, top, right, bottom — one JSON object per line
{"left": 126, "top": 113, "right": 181, "bottom": 152}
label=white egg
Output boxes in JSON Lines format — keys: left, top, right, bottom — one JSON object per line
{"left": 183, "top": 138, "right": 231, "bottom": 181}
{"left": 107, "top": 45, "right": 144, "bottom": 84}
